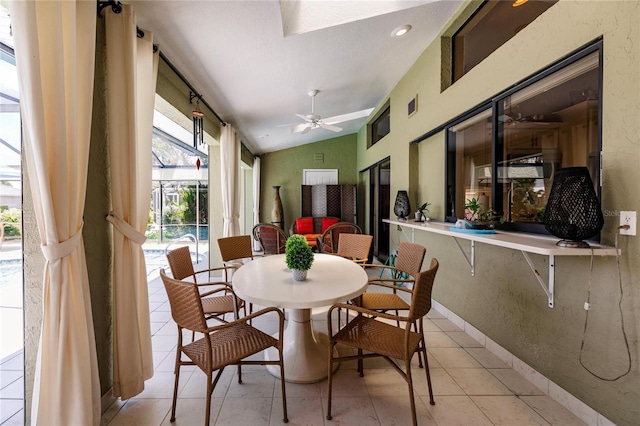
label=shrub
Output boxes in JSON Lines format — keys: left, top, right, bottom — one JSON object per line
{"left": 0, "top": 208, "right": 21, "bottom": 237}
{"left": 285, "top": 234, "right": 314, "bottom": 271}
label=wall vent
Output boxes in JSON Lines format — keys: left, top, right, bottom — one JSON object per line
{"left": 314, "top": 153, "right": 324, "bottom": 163}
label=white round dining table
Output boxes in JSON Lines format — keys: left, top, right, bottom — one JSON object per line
{"left": 232, "top": 253, "right": 368, "bottom": 383}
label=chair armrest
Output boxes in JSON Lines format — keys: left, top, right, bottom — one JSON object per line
{"left": 366, "top": 279, "right": 415, "bottom": 293}
{"left": 339, "top": 256, "right": 367, "bottom": 264}
{"left": 198, "top": 282, "right": 234, "bottom": 297}
{"left": 327, "top": 303, "right": 409, "bottom": 336}
{"left": 204, "top": 307, "right": 285, "bottom": 337}
{"left": 193, "top": 265, "right": 238, "bottom": 276}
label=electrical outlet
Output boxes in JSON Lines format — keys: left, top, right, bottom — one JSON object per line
{"left": 619, "top": 211, "right": 637, "bottom": 236}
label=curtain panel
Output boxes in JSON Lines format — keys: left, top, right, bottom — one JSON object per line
{"left": 105, "top": 5, "right": 158, "bottom": 400}
{"left": 8, "top": 1, "right": 101, "bottom": 424}
{"left": 252, "top": 156, "right": 261, "bottom": 250}
{"left": 220, "top": 125, "right": 241, "bottom": 237}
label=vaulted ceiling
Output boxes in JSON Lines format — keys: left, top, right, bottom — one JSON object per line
{"left": 130, "top": 0, "right": 462, "bottom": 154}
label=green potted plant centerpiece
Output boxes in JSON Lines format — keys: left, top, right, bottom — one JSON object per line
{"left": 285, "top": 234, "right": 314, "bottom": 281}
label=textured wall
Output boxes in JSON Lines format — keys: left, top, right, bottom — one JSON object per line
{"left": 260, "top": 134, "right": 358, "bottom": 232}
{"left": 22, "top": 159, "right": 43, "bottom": 426}
{"left": 356, "top": 1, "right": 640, "bottom": 425}
{"left": 86, "top": 18, "right": 113, "bottom": 396}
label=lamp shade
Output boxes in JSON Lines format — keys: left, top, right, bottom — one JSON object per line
{"left": 394, "top": 190, "right": 411, "bottom": 219}
{"left": 543, "top": 167, "right": 604, "bottom": 247}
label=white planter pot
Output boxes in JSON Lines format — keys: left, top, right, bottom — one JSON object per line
{"left": 292, "top": 269, "right": 307, "bottom": 281}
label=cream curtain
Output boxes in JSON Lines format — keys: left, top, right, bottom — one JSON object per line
{"left": 105, "top": 5, "right": 158, "bottom": 399}
{"left": 252, "top": 157, "right": 261, "bottom": 250}
{"left": 220, "top": 125, "right": 241, "bottom": 237}
{"left": 8, "top": 1, "right": 101, "bottom": 424}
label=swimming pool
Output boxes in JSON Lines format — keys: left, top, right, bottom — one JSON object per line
{"left": 0, "top": 249, "right": 204, "bottom": 291}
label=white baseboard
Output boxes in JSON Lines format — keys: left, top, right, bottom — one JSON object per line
{"left": 431, "top": 299, "right": 616, "bottom": 426}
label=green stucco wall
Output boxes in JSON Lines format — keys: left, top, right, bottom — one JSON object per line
{"left": 356, "top": 1, "right": 640, "bottom": 424}
{"left": 259, "top": 134, "right": 358, "bottom": 232}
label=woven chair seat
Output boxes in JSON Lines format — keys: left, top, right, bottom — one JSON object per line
{"left": 334, "top": 315, "right": 421, "bottom": 361}
{"left": 360, "top": 292, "right": 409, "bottom": 311}
{"left": 184, "top": 323, "right": 278, "bottom": 372}
{"left": 201, "top": 294, "right": 240, "bottom": 315}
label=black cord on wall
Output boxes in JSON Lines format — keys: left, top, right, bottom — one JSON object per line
{"left": 579, "top": 227, "right": 632, "bottom": 381}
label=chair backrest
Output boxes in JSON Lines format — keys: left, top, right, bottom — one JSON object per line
{"left": 166, "top": 246, "right": 196, "bottom": 282}
{"left": 252, "top": 223, "right": 288, "bottom": 254}
{"left": 321, "top": 222, "right": 362, "bottom": 253}
{"left": 217, "top": 235, "right": 254, "bottom": 262}
{"left": 395, "top": 241, "right": 426, "bottom": 278}
{"left": 160, "top": 269, "right": 208, "bottom": 332}
{"left": 337, "top": 233, "right": 372, "bottom": 261}
{"left": 407, "top": 258, "right": 439, "bottom": 322}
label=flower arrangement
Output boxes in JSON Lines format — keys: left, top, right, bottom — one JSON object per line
{"left": 285, "top": 234, "right": 314, "bottom": 280}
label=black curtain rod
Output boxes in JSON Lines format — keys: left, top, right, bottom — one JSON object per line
{"left": 97, "top": 1, "right": 223, "bottom": 125}
{"left": 159, "top": 51, "right": 226, "bottom": 127}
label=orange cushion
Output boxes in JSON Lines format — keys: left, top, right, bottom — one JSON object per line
{"left": 321, "top": 217, "right": 340, "bottom": 232}
{"left": 296, "top": 217, "right": 314, "bottom": 234}
{"left": 304, "top": 234, "right": 321, "bottom": 246}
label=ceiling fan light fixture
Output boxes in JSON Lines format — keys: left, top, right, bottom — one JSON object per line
{"left": 391, "top": 25, "right": 411, "bottom": 37}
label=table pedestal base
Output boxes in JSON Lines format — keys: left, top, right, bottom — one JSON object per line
{"left": 265, "top": 308, "right": 337, "bottom": 383}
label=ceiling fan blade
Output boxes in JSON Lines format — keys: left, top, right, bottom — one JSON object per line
{"left": 291, "top": 123, "right": 311, "bottom": 134}
{"left": 301, "top": 124, "right": 312, "bottom": 134}
{"left": 295, "top": 114, "right": 311, "bottom": 122}
{"left": 323, "top": 108, "right": 374, "bottom": 125}
{"left": 319, "top": 122, "right": 342, "bottom": 132}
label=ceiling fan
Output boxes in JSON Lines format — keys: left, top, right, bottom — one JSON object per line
{"left": 279, "top": 90, "right": 374, "bottom": 135}
{"left": 498, "top": 112, "right": 562, "bottom": 126}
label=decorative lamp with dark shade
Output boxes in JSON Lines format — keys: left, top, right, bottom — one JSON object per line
{"left": 394, "top": 190, "right": 411, "bottom": 220}
{"left": 543, "top": 167, "right": 604, "bottom": 248}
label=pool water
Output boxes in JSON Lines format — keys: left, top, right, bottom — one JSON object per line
{"left": 0, "top": 249, "right": 204, "bottom": 291}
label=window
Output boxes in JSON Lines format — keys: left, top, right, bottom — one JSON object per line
{"left": 452, "top": 0, "right": 557, "bottom": 83}
{"left": 369, "top": 105, "right": 390, "bottom": 147}
{"left": 446, "top": 42, "right": 602, "bottom": 236}
{"left": 149, "top": 108, "right": 209, "bottom": 243}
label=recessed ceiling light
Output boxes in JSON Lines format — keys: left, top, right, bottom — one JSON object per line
{"left": 391, "top": 25, "right": 411, "bottom": 37}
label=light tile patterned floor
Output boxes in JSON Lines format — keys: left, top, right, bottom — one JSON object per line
{"left": 98, "top": 271, "right": 585, "bottom": 426}
{"left": 0, "top": 258, "right": 587, "bottom": 426}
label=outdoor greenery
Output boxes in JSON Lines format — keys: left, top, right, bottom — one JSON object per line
{"left": 285, "top": 234, "right": 314, "bottom": 271}
{"left": 181, "top": 185, "right": 208, "bottom": 225}
{"left": 145, "top": 184, "right": 209, "bottom": 241}
{"left": 0, "top": 208, "right": 21, "bottom": 237}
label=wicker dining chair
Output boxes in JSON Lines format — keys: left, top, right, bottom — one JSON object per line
{"left": 326, "top": 259, "right": 439, "bottom": 426}
{"left": 160, "top": 269, "right": 288, "bottom": 426}
{"left": 252, "top": 223, "right": 289, "bottom": 254}
{"left": 217, "top": 235, "right": 264, "bottom": 318}
{"left": 166, "top": 246, "right": 243, "bottom": 323}
{"left": 359, "top": 241, "right": 426, "bottom": 311}
{"left": 217, "top": 235, "right": 261, "bottom": 279}
{"left": 354, "top": 241, "right": 427, "bottom": 365}
{"left": 316, "top": 222, "right": 362, "bottom": 254}
{"left": 335, "top": 233, "right": 373, "bottom": 265}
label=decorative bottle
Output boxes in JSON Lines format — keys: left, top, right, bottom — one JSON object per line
{"left": 271, "top": 185, "right": 284, "bottom": 229}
